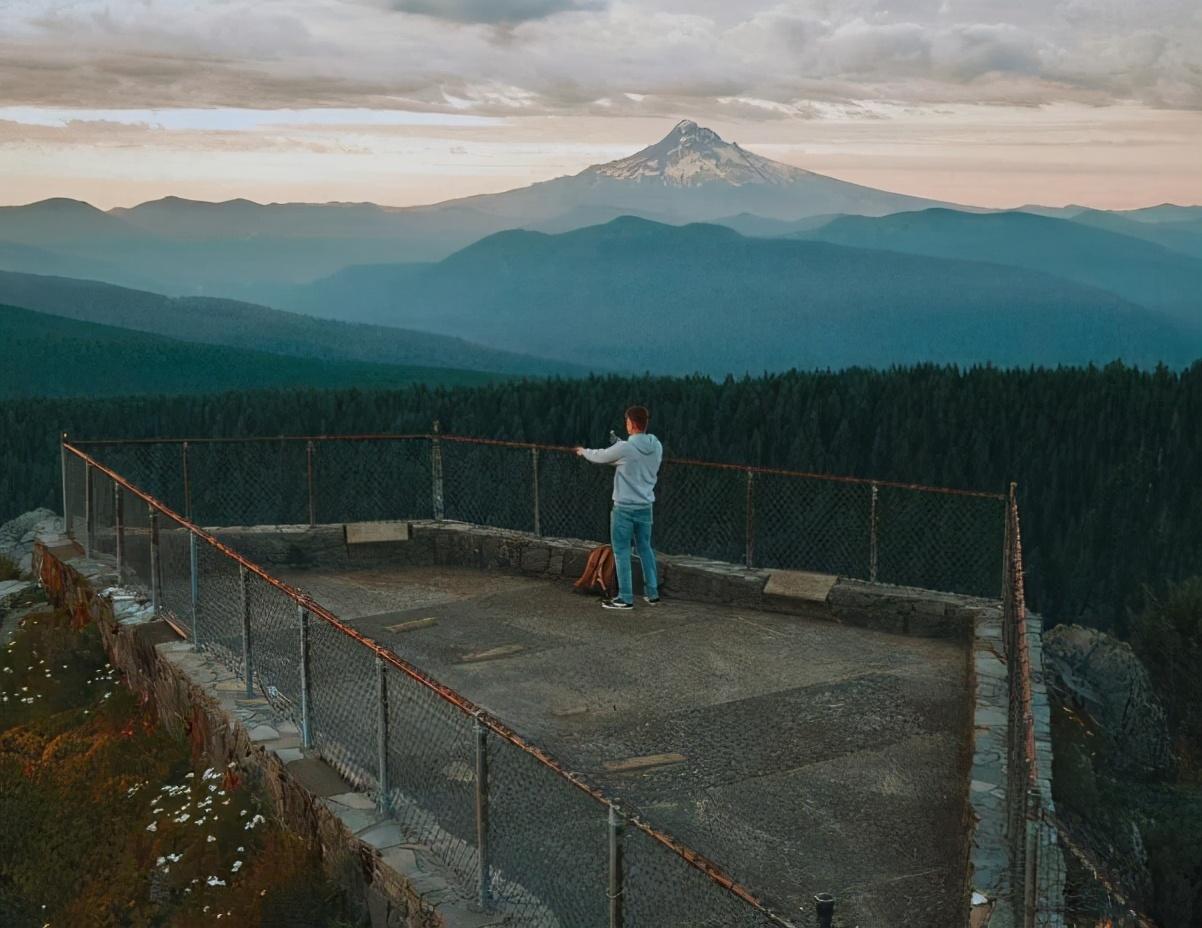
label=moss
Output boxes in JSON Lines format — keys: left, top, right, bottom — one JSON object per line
{"left": 0, "top": 555, "right": 19, "bottom": 582}
{"left": 0, "top": 606, "right": 360, "bottom": 927}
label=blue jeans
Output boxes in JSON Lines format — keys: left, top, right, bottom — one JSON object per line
{"left": 610, "top": 504, "right": 658, "bottom": 604}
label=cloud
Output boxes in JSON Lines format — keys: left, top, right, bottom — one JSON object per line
{"left": 0, "top": 0, "right": 1198, "bottom": 115}
{"left": 387, "top": 0, "right": 606, "bottom": 24}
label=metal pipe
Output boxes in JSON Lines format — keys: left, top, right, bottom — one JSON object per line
{"left": 869, "top": 482, "right": 879, "bottom": 583}
{"left": 376, "top": 656, "right": 389, "bottom": 810}
{"left": 240, "top": 564, "right": 254, "bottom": 699}
{"left": 149, "top": 506, "right": 161, "bottom": 616}
{"left": 531, "top": 447, "right": 541, "bottom": 536}
{"left": 181, "top": 441, "right": 192, "bottom": 521}
{"left": 475, "top": 716, "right": 490, "bottom": 908}
{"left": 306, "top": 440, "right": 316, "bottom": 526}
{"left": 814, "top": 892, "right": 835, "bottom": 928}
{"left": 608, "top": 804, "right": 625, "bottom": 928}
{"left": 114, "top": 483, "right": 125, "bottom": 582}
{"left": 84, "top": 462, "right": 94, "bottom": 558}
{"left": 299, "top": 604, "right": 312, "bottom": 749}
{"left": 60, "top": 433, "right": 70, "bottom": 535}
{"left": 744, "top": 469, "right": 756, "bottom": 568}
{"left": 189, "top": 531, "right": 200, "bottom": 648}
{"left": 431, "top": 422, "right": 445, "bottom": 521}
{"left": 1022, "top": 790, "right": 1041, "bottom": 928}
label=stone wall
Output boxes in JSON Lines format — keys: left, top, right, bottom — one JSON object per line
{"left": 215, "top": 519, "right": 985, "bottom": 641}
{"left": 33, "top": 539, "right": 475, "bottom": 928}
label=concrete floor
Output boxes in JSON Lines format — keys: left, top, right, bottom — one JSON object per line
{"left": 278, "top": 564, "right": 971, "bottom": 927}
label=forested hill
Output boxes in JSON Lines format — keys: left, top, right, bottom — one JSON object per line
{"left": 3, "top": 362, "right": 1199, "bottom": 636}
{"left": 0, "top": 303, "right": 504, "bottom": 397}
{"left": 0, "top": 270, "right": 584, "bottom": 376}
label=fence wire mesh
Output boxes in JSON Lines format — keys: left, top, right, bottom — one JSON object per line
{"left": 308, "top": 620, "right": 380, "bottom": 793}
{"left": 244, "top": 573, "right": 303, "bottom": 727}
{"left": 89, "top": 467, "right": 117, "bottom": 561}
{"left": 381, "top": 664, "right": 480, "bottom": 889}
{"left": 485, "top": 735, "right": 610, "bottom": 926}
{"left": 122, "top": 491, "right": 153, "bottom": 591}
{"left": 62, "top": 435, "right": 1020, "bottom": 928}
{"left": 78, "top": 434, "right": 1005, "bottom": 597}
{"left": 623, "top": 825, "right": 787, "bottom": 928}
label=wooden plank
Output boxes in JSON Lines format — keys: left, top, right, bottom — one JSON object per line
{"left": 385, "top": 617, "right": 437, "bottom": 634}
{"left": 604, "top": 752, "right": 688, "bottom": 773}
{"left": 460, "top": 644, "right": 526, "bottom": 663}
{"left": 763, "top": 569, "right": 837, "bottom": 603}
{"left": 344, "top": 521, "right": 410, "bottom": 545}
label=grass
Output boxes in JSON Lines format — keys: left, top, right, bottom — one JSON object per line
{"left": 0, "top": 603, "right": 360, "bottom": 927}
{"left": 0, "top": 555, "right": 19, "bottom": 581}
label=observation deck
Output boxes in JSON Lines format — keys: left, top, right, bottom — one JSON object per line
{"left": 59, "top": 433, "right": 1045, "bottom": 928}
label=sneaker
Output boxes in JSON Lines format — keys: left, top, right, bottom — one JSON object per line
{"left": 601, "top": 598, "right": 634, "bottom": 610}
{"left": 643, "top": 596, "right": 660, "bottom": 605}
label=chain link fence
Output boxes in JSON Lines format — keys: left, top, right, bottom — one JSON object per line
{"left": 62, "top": 442, "right": 797, "bottom": 928}
{"left": 76, "top": 433, "right": 1006, "bottom": 598}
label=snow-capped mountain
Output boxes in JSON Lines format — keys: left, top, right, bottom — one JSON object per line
{"left": 583, "top": 119, "right": 810, "bottom": 187}
{"left": 451, "top": 120, "right": 959, "bottom": 222}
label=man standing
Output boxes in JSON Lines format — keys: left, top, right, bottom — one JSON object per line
{"left": 575, "top": 406, "right": 663, "bottom": 610}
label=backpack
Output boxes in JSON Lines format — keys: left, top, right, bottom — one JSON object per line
{"left": 574, "top": 544, "right": 617, "bottom": 598}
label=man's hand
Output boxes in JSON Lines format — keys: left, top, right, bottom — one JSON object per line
{"left": 574, "top": 446, "right": 586, "bottom": 457}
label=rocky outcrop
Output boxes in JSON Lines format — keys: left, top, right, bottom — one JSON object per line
{"left": 0, "top": 508, "right": 64, "bottom": 576}
{"left": 1044, "top": 623, "right": 1174, "bottom": 777}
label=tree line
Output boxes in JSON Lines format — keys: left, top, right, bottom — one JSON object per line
{"left": 2, "top": 361, "right": 1199, "bottom": 635}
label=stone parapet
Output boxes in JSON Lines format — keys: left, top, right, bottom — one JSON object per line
{"left": 32, "top": 537, "right": 490, "bottom": 928}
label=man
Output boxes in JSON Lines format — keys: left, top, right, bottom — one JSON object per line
{"left": 575, "top": 406, "right": 663, "bottom": 610}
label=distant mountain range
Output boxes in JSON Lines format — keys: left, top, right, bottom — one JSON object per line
{"left": 0, "top": 303, "right": 506, "bottom": 398}
{"left": 273, "top": 216, "right": 1197, "bottom": 374}
{"left": 0, "top": 119, "right": 1197, "bottom": 379}
{"left": 0, "top": 119, "right": 1110, "bottom": 296}
{"left": 791, "top": 209, "right": 1202, "bottom": 325}
{"left": 0, "top": 271, "right": 583, "bottom": 378}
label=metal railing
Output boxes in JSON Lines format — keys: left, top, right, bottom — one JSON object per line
{"left": 64, "top": 437, "right": 810, "bottom": 928}
{"left": 67, "top": 431, "right": 1008, "bottom": 598}
{"left": 1002, "top": 486, "right": 1156, "bottom": 928}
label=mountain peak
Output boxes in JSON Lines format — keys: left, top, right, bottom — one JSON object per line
{"left": 582, "top": 120, "right": 810, "bottom": 188}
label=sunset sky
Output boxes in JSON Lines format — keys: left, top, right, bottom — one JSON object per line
{"left": 2, "top": 0, "right": 1200, "bottom": 211}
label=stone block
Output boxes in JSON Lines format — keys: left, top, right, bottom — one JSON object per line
{"left": 520, "top": 545, "right": 550, "bottom": 573}
{"left": 763, "top": 569, "right": 837, "bottom": 603}
{"left": 345, "top": 521, "right": 411, "bottom": 544}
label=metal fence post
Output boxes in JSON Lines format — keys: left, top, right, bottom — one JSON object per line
{"left": 189, "top": 531, "right": 200, "bottom": 648}
{"left": 181, "top": 441, "right": 192, "bottom": 521}
{"left": 1003, "top": 482, "right": 1017, "bottom": 602}
{"left": 744, "top": 469, "right": 756, "bottom": 568}
{"left": 376, "top": 656, "right": 389, "bottom": 810}
{"left": 869, "top": 482, "right": 880, "bottom": 582}
{"left": 814, "top": 892, "right": 836, "bottom": 928}
{"left": 149, "top": 506, "right": 161, "bottom": 616}
{"left": 1023, "top": 790, "right": 1041, "bottom": 928}
{"left": 531, "top": 447, "right": 541, "bottom": 536}
{"left": 431, "top": 423, "right": 445, "bottom": 521}
{"left": 239, "top": 565, "right": 254, "bottom": 699}
{"left": 84, "top": 461, "right": 94, "bottom": 558}
{"left": 306, "top": 440, "right": 316, "bottom": 526}
{"left": 114, "top": 483, "right": 125, "bottom": 582}
{"left": 475, "top": 716, "right": 490, "bottom": 908}
{"left": 608, "top": 805, "right": 625, "bottom": 928}
{"left": 60, "top": 433, "right": 70, "bottom": 531}
{"left": 299, "top": 605, "right": 313, "bottom": 749}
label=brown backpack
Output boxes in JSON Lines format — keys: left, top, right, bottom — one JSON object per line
{"left": 574, "top": 545, "right": 617, "bottom": 598}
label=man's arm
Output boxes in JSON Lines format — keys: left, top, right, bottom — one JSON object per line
{"left": 575, "top": 442, "right": 626, "bottom": 464}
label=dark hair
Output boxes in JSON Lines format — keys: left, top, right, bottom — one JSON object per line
{"left": 625, "top": 405, "right": 650, "bottom": 431}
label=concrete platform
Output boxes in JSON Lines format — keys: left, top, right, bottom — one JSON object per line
{"left": 277, "top": 563, "right": 972, "bottom": 927}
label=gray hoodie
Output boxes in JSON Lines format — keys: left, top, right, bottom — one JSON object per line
{"left": 581, "top": 433, "right": 663, "bottom": 507}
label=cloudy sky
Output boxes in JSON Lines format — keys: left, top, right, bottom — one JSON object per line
{"left": 2, "top": 0, "right": 1199, "bottom": 209}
